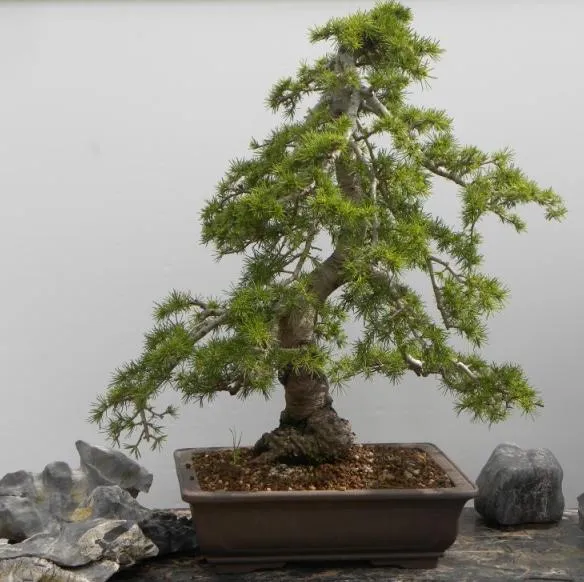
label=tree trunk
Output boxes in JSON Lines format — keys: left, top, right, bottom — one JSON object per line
{"left": 252, "top": 250, "right": 354, "bottom": 465}
{"left": 252, "top": 49, "right": 361, "bottom": 465}
{"left": 253, "top": 366, "right": 355, "bottom": 464}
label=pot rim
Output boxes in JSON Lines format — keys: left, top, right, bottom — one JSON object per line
{"left": 174, "top": 442, "right": 477, "bottom": 502}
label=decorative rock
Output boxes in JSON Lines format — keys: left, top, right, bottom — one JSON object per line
{"left": 0, "top": 442, "right": 160, "bottom": 581}
{"left": 76, "top": 521, "right": 158, "bottom": 567}
{"left": 0, "top": 443, "right": 153, "bottom": 543}
{"left": 76, "top": 441, "right": 153, "bottom": 497}
{"left": 0, "top": 496, "right": 49, "bottom": 542}
{"left": 0, "top": 519, "right": 158, "bottom": 567}
{"left": 0, "top": 556, "right": 119, "bottom": 582}
{"left": 138, "top": 511, "right": 197, "bottom": 555}
{"left": 86, "top": 486, "right": 152, "bottom": 522}
{"left": 0, "top": 469, "right": 37, "bottom": 497}
{"left": 474, "top": 442, "right": 565, "bottom": 526}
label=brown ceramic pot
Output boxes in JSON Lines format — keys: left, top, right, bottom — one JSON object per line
{"left": 174, "top": 442, "right": 477, "bottom": 573}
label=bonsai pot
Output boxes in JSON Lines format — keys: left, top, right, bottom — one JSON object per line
{"left": 174, "top": 442, "right": 477, "bottom": 573}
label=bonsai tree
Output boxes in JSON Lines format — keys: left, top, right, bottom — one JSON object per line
{"left": 90, "top": 1, "right": 566, "bottom": 464}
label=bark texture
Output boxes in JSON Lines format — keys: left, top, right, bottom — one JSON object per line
{"left": 253, "top": 368, "right": 355, "bottom": 464}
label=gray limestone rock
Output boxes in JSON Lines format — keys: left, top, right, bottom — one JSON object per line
{"left": 0, "top": 442, "right": 154, "bottom": 543}
{"left": 76, "top": 441, "right": 153, "bottom": 496}
{"left": 0, "top": 557, "right": 119, "bottom": 582}
{"left": 0, "top": 442, "right": 159, "bottom": 581}
{"left": 0, "top": 465, "right": 85, "bottom": 540}
{"left": 86, "top": 486, "right": 152, "bottom": 522}
{"left": 474, "top": 442, "right": 564, "bottom": 526}
{"left": 0, "top": 496, "right": 49, "bottom": 542}
{"left": 0, "top": 519, "right": 158, "bottom": 567}
{"left": 75, "top": 520, "right": 158, "bottom": 567}
{"left": 138, "top": 510, "right": 197, "bottom": 555}
{"left": 0, "top": 470, "right": 37, "bottom": 497}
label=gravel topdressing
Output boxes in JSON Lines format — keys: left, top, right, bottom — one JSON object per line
{"left": 187, "top": 444, "right": 454, "bottom": 492}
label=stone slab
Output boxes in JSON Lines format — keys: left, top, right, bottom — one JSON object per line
{"left": 109, "top": 508, "right": 584, "bottom": 581}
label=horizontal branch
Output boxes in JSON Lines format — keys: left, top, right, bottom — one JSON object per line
{"left": 190, "top": 313, "right": 229, "bottom": 343}
{"left": 189, "top": 299, "right": 226, "bottom": 318}
{"left": 423, "top": 163, "right": 468, "bottom": 188}
{"left": 404, "top": 349, "right": 479, "bottom": 384}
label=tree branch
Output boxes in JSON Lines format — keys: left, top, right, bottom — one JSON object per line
{"left": 423, "top": 163, "right": 468, "bottom": 188}
{"left": 426, "top": 258, "right": 454, "bottom": 329}
{"left": 360, "top": 88, "right": 470, "bottom": 188}
{"left": 454, "top": 360, "right": 478, "bottom": 380}
{"left": 189, "top": 299, "right": 226, "bottom": 318}
{"left": 286, "top": 227, "right": 318, "bottom": 283}
{"left": 350, "top": 133, "right": 379, "bottom": 243}
{"left": 139, "top": 410, "right": 151, "bottom": 441}
{"left": 429, "top": 255, "right": 465, "bottom": 282}
{"left": 279, "top": 181, "right": 316, "bottom": 205}
{"left": 190, "top": 313, "right": 229, "bottom": 343}
{"left": 404, "top": 353, "right": 424, "bottom": 375}
{"left": 369, "top": 264, "right": 479, "bottom": 382}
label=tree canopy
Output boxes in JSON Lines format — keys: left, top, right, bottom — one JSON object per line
{"left": 90, "top": 1, "right": 566, "bottom": 457}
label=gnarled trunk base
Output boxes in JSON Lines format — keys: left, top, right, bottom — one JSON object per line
{"left": 253, "top": 368, "right": 355, "bottom": 465}
{"left": 253, "top": 406, "right": 354, "bottom": 465}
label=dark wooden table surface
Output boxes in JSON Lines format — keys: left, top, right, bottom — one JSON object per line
{"left": 111, "top": 508, "right": 584, "bottom": 581}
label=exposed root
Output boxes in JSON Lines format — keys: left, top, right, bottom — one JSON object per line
{"left": 253, "top": 406, "right": 355, "bottom": 465}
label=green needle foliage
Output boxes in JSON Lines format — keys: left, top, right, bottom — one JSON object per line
{"left": 89, "top": 1, "right": 566, "bottom": 458}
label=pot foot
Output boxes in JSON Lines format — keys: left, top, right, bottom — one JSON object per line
{"left": 208, "top": 560, "right": 286, "bottom": 574}
{"left": 370, "top": 557, "right": 439, "bottom": 569}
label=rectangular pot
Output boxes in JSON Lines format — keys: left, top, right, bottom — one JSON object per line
{"left": 174, "top": 442, "right": 477, "bottom": 573}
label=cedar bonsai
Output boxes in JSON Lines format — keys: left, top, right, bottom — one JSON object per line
{"left": 90, "top": 1, "right": 566, "bottom": 463}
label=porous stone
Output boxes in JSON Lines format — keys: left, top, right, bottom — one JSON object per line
{"left": 138, "top": 511, "right": 197, "bottom": 555}
{"left": 474, "top": 442, "right": 564, "bottom": 526}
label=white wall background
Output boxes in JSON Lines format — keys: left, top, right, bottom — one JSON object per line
{"left": 0, "top": 0, "right": 581, "bottom": 510}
